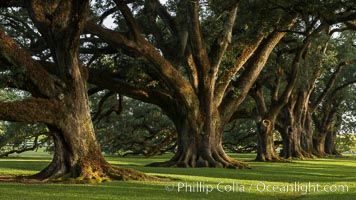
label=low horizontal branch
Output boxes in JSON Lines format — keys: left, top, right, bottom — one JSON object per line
{"left": 0, "top": 98, "right": 61, "bottom": 124}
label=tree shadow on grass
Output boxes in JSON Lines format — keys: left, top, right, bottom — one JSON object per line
{"left": 128, "top": 159, "right": 356, "bottom": 184}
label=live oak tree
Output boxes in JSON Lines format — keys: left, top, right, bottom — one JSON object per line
{"left": 0, "top": 1, "right": 354, "bottom": 184}
{"left": 0, "top": 0, "right": 148, "bottom": 182}
{"left": 252, "top": 18, "right": 332, "bottom": 160}
{"left": 277, "top": 24, "right": 356, "bottom": 159}
{"left": 85, "top": 0, "right": 299, "bottom": 168}
{"left": 247, "top": 0, "right": 356, "bottom": 161}
{"left": 85, "top": 0, "right": 356, "bottom": 167}
{"left": 312, "top": 31, "right": 356, "bottom": 156}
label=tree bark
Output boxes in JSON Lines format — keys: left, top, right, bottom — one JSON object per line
{"left": 278, "top": 93, "right": 313, "bottom": 159}
{"left": 147, "top": 113, "right": 250, "bottom": 169}
{"left": 31, "top": 125, "right": 148, "bottom": 182}
{"left": 313, "top": 136, "right": 326, "bottom": 156}
{"left": 278, "top": 125, "right": 293, "bottom": 159}
{"left": 325, "top": 129, "right": 340, "bottom": 155}
{"left": 255, "top": 119, "right": 280, "bottom": 161}
{"left": 301, "top": 112, "right": 315, "bottom": 157}
{"left": 0, "top": 0, "right": 149, "bottom": 182}
{"left": 38, "top": 53, "right": 148, "bottom": 181}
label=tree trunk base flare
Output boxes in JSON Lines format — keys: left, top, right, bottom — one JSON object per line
{"left": 255, "top": 120, "right": 282, "bottom": 162}
{"left": 255, "top": 154, "right": 283, "bottom": 162}
{"left": 25, "top": 161, "right": 151, "bottom": 184}
{"left": 9, "top": 133, "right": 155, "bottom": 184}
{"left": 146, "top": 150, "right": 251, "bottom": 169}
{"left": 313, "top": 151, "right": 327, "bottom": 158}
{"left": 290, "top": 150, "right": 316, "bottom": 160}
{"left": 0, "top": 165, "right": 155, "bottom": 184}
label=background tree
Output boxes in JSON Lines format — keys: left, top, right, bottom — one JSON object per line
{"left": 276, "top": 22, "right": 356, "bottom": 159}
{"left": 91, "top": 94, "right": 177, "bottom": 157}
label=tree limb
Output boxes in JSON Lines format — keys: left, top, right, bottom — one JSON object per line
{"left": 186, "top": 0, "right": 211, "bottom": 84}
{"left": 311, "top": 59, "right": 356, "bottom": 112}
{"left": 113, "top": 0, "right": 142, "bottom": 41}
{"left": 332, "top": 79, "right": 356, "bottom": 96}
{"left": 220, "top": 16, "right": 297, "bottom": 122}
{"left": 85, "top": 21, "right": 139, "bottom": 52}
{"left": 209, "top": 4, "right": 238, "bottom": 76}
{"left": 88, "top": 69, "right": 177, "bottom": 114}
{"left": 0, "top": 27, "right": 58, "bottom": 98}
{"left": 92, "top": 91, "right": 115, "bottom": 122}
{"left": 214, "top": 35, "right": 265, "bottom": 106}
{"left": 0, "top": 98, "right": 61, "bottom": 124}
{"left": 86, "top": 21, "right": 198, "bottom": 111}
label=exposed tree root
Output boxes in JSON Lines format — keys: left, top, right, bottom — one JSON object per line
{"left": 146, "top": 151, "right": 251, "bottom": 169}
{"left": 255, "top": 156, "right": 283, "bottom": 162}
{"left": 14, "top": 158, "right": 159, "bottom": 184}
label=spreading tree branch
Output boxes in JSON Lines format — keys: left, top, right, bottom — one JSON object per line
{"left": 332, "top": 79, "right": 356, "bottom": 96}
{"left": 0, "top": 98, "right": 61, "bottom": 124}
{"left": 214, "top": 35, "right": 265, "bottom": 106}
{"left": 92, "top": 91, "right": 115, "bottom": 122}
{"left": 186, "top": 0, "right": 211, "bottom": 84}
{"left": 86, "top": 21, "right": 198, "bottom": 111}
{"left": 220, "top": 16, "right": 297, "bottom": 122}
{"left": 311, "top": 59, "right": 356, "bottom": 112}
{"left": 88, "top": 69, "right": 177, "bottom": 114}
{"left": 113, "top": 0, "right": 142, "bottom": 41}
{"left": 0, "top": 27, "right": 58, "bottom": 98}
{"left": 209, "top": 4, "right": 238, "bottom": 77}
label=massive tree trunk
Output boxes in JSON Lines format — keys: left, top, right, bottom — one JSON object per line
{"left": 324, "top": 110, "right": 342, "bottom": 156}
{"left": 0, "top": 0, "right": 149, "bottom": 182}
{"left": 279, "top": 119, "right": 305, "bottom": 159}
{"left": 84, "top": 1, "right": 296, "bottom": 168}
{"left": 148, "top": 112, "right": 250, "bottom": 169}
{"left": 278, "top": 92, "right": 313, "bottom": 159}
{"left": 31, "top": 116, "right": 148, "bottom": 182}
{"left": 251, "top": 86, "right": 281, "bottom": 162}
{"left": 255, "top": 119, "right": 280, "bottom": 161}
{"left": 312, "top": 113, "right": 328, "bottom": 157}
{"left": 278, "top": 125, "right": 292, "bottom": 159}
{"left": 277, "top": 108, "right": 302, "bottom": 159}
{"left": 313, "top": 136, "right": 326, "bottom": 156}
{"left": 36, "top": 44, "right": 147, "bottom": 181}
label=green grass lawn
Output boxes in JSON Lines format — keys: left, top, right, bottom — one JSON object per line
{"left": 0, "top": 153, "right": 355, "bottom": 200}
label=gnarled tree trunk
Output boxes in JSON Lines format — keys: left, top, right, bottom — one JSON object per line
{"left": 0, "top": 0, "right": 149, "bottom": 182}
{"left": 278, "top": 93, "right": 312, "bottom": 159}
{"left": 148, "top": 113, "right": 250, "bottom": 169}
{"left": 255, "top": 119, "right": 280, "bottom": 161}
{"left": 32, "top": 122, "right": 148, "bottom": 182}
{"left": 279, "top": 123, "right": 305, "bottom": 159}
{"left": 84, "top": 1, "right": 296, "bottom": 169}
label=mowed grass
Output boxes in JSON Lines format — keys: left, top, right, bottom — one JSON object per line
{"left": 0, "top": 153, "right": 355, "bottom": 200}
